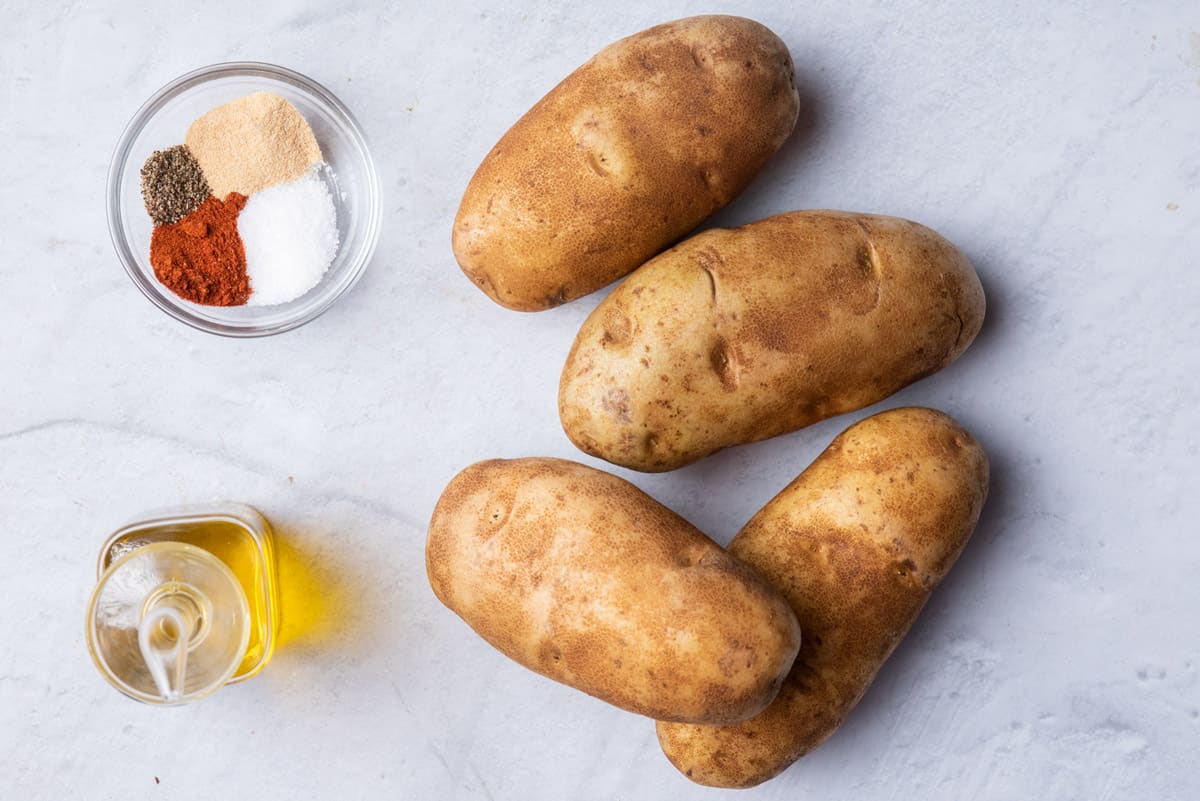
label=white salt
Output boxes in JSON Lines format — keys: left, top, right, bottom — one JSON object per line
{"left": 239, "top": 166, "right": 339, "bottom": 306}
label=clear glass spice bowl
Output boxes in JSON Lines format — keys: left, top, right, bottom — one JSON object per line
{"left": 107, "top": 62, "right": 381, "bottom": 337}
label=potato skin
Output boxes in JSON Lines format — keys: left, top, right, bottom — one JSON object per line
{"left": 656, "top": 407, "right": 989, "bottom": 788}
{"left": 559, "top": 210, "right": 986, "bottom": 471}
{"left": 452, "top": 15, "right": 799, "bottom": 311}
{"left": 426, "top": 457, "right": 801, "bottom": 724}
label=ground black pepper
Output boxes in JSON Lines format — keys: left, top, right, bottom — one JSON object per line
{"left": 140, "top": 145, "right": 211, "bottom": 225}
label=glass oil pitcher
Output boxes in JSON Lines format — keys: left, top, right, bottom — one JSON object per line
{"left": 86, "top": 504, "right": 280, "bottom": 705}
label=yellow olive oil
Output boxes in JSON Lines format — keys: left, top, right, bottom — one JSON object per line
{"left": 100, "top": 508, "right": 280, "bottom": 681}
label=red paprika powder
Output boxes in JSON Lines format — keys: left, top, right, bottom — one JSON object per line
{"left": 150, "top": 193, "right": 251, "bottom": 306}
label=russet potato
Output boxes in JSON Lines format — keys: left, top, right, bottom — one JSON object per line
{"left": 426, "top": 457, "right": 801, "bottom": 724}
{"left": 559, "top": 211, "right": 986, "bottom": 471}
{"left": 656, "top": 407, "right": 989, "bottom": 787}
{"left": 453, "top": 15, "right": 799, "bottom": 311}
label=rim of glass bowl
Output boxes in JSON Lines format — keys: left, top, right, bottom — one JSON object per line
{"left": 106, "top": 61, "right": 381, "bottom": 337}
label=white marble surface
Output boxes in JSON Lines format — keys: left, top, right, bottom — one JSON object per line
{"left": 2, "top": 1, "right": 1198, "bottom": 798}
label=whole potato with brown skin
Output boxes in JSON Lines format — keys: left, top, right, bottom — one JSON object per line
{"left": 559, "top": 210, "right": 986, "bottom": 472}
{"left": 426, "top": 457, "right": 801, "bottom": 724}
{"left": 452, "top": 15, "right": 800, "bottom": 311}
{"left": 656, "top": 407, "right": 989, "bottom": 788}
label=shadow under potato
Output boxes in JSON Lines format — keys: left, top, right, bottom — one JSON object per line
{"left": 636, "top": 413, "right": 848, "bottom": 546}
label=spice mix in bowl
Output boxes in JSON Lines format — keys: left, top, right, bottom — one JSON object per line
{"left": 108, "top": 63, "right": 380, "bottom": 336}
{"left": 143, "top": 92, "right": 338, "bottom": 307}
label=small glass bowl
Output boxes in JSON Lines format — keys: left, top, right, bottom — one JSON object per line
{"left": 107, "top": 62, "right": 381, "bottom": 336}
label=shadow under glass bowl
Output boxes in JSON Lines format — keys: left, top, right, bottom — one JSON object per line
{"left": 107, "top": 62, "right": 381, "bottom": 337}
